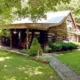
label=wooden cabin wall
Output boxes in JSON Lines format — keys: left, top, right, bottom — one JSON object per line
{"left": 48, "top": 20, "right": 68, "bottom": 42}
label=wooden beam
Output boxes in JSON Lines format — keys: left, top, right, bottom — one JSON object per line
{"left": 10, "top": 30, "right": 12, "bottom": 48}
{"left": 26, "top": 29, "right": 29, "bottom": 50}
{"left": 77, "top": 35, "right": 79, "bottom": 42}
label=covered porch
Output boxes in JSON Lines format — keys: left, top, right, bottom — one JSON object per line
{"left": 9, "top": 29, "right": 48, "bottom": 49}
{"left": 0, "top": 23, "right": 53, "bottom": 49}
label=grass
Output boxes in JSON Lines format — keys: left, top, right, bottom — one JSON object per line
{"left": 55, "top": 50, "right": 80, "bottom": 75}
{"left": 0, "top": 50, "right": 61, "bottom": 80}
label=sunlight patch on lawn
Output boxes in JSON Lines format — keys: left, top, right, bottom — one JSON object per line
{"left": 24, "top": 68, "right": 43, "bottom": 76}
{"left": 10, "top": 77, "right": 16, "bottom": 80}
{"left": 0, "top": 57, "right": 12, "bottom": 61}
{"left": 18, "top": 66, "right": 43, "bottom": 76}
{"left": 3, "top": 76, "right": 16, "bottom": 80}
{"left": 4, "top": 65, "right": 7, "bottom": 68}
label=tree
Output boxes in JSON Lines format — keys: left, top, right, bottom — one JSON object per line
{"left": 28, "top": 38, "right": 43, "bottom": 57}
{"left": 20, "top": 0, "right": 71, "bottom": 22}
{"left": 56, "top": 0, "right": 80, "bottom": 22}
{"left": 70, "top": 0, "right": 80, "bottom": 22}
{"left": 0, "top": 0, "right": 21, "bottom": 24}
{"left": 0, "top": 0, "right": 70, "bottom": 24}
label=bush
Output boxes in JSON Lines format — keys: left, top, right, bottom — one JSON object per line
{"left": 49, "top": 42, "right": 53, "bottom": 48}
{"left": 62, "top": 42, "right": 78, "bottom": 51}
{"left": 51, "top": 42, "right": 62, "bottom": 51}
{"left": 28, "top": 38, "right": 43, "bottom": 57}
{"left": 27, "top": 49, "right": 37, "bottom": 56}
{"left": 49, "top": 42, "right": 78, "bottom": 52}
{"left": 44, "top": 45, "right": 51, "bottom": 53}
{"left": 20, "top": 49, "right": 27, "bottom": 53}
{"left": 61, "top": 42, "right": 69, "bottom": 51}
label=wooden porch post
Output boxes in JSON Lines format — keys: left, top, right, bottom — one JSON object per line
{"left": 26, "top": 29, "right": 29, "bottom": 50}
{"left": 77, "top": 35, "right": 79, "bottom": 42}
{"left": 10, "top": 30, "right": 12, "bottom": 48}
{"left": 0, "top": 33, "right": 2, "bottom": 48}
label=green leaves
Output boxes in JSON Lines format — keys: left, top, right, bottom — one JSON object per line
{"left": 27, "top": 0, "right": 70, "bottom": 22}
{"left": 56, "top": 0, "right": 80, "bottom": 22}
{"left": 28, "top": 38, "right": 43, "bottom": 56}
{"left": 0, "top": 0, "right": 21, "bottom": 24}
{"left": 0, "top": 0, "right": 70, "bottom": 24}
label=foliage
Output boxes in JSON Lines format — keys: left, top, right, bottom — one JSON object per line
{"left": 49, "top": 42, "right": 62, "bottom": 51}
{"left": 72, "top": 42, "right": 80, "bottom": 47}
{"left": 62, "top": 42, "right": 78, "bottom": 50}
{"left": 0, "top": 29, "right": 10, "bottom": 37}
{"left": 0, "top": 0, "right": 21, "bottom": 24}
{"left": 44, "top": 45, "right": 51, "bottom": 53}
{"left": 56, "top": 0, "right": 80, "bottom": 22}
{"left": 27, "top": 49, "right": 38, "bottom": 56}
{"left": 0, "top": 0, "right": 70, "bottom": 24}
{"left": 28, "top": 38, "right": 43, "bottom": 56}
{"left": 49, "top": 42, "right": 78, "bottom": 52}
{"left": 20, "top": 0, "right": 70, "bottom": 22}
{"left": 27, "top": 0, "right": 70, "bottom": 22}
{"left": 20, "top": 49, "right": 27, "bottom": 54}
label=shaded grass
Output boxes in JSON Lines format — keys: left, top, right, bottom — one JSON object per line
{"left": 56, "top": 50, "right": 80, "bottom": 75}
{"left": 0, "top": 50, "right": 61, "bottom": 80}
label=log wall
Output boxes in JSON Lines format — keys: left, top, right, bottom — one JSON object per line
{"left": 48, "top": 20, "right": 68, "bottom": 42}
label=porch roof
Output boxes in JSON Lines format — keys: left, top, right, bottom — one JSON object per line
{"left": 2, "top": 23, "right": 58, "bottom": 30}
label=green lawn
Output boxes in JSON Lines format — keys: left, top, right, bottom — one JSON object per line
{"left": 0, "top": 50, "right": 61, "bottom": 80}
{"left": 56, "top": 50, "right": 80, "bottom": 75}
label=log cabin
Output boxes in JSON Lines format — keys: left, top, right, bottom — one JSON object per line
{"left": 0, "top": 10, "right": 77, "bottom": 49}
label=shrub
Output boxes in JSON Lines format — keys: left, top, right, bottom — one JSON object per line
{"left": 49, "top": 42, "right": 78, "bottom": 52}
{"left": 61, "top": 42, "right": 69, "bottom": 51}
{"left": 27, "top": 49, "right": 37, "bottom": 56}
{"left": 62, "top": 42, "right": 78, "bottom": 51}
{"left": 20, "top": 49, "right": 27, "bottom": 53}
{"left": 28, "top": 38, "right": 43, "bottom": 57}
{"left": 49, "top": 42, "right": 53, "bottom": 48}
{"left": 44, "top": 45, "right": 51, "bottom": 53}
{"left": 69, "top": 43, "right": 78, "bottom": 49}
{"left": 51, "top": 42, "right": 62, "bottom": 51}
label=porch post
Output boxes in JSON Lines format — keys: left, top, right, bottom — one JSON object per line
{"left": 10, "top": 30, "right": 12, "bottom": 48}
{"left": 26, "top": 29, "right": 29, "bottom": 50}
{"left": 0, "top": 32, "right": 2, "bottom": 48}
{"left": 77, "top": 35, "right": 79, "bottom": 42}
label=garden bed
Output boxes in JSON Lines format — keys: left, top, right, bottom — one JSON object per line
{"left": 28, "top": 56, "right": 49, "bottom": 64}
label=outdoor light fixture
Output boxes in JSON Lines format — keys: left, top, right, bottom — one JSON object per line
{"left": 13, "top": 29, "right": 17, "bottom": 34}
{"left": 35, "top": 32, "right": 40, "bottom": 34}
